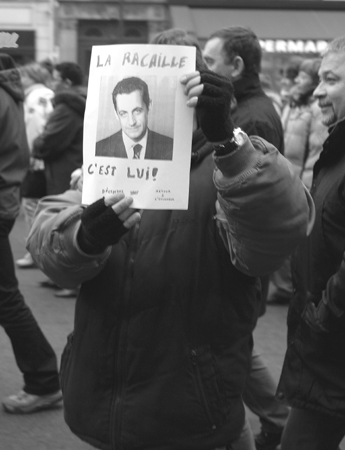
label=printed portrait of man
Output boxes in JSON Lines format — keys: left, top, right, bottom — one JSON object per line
{"left": 95, "top": 76, "right": 174, "bottom": 160}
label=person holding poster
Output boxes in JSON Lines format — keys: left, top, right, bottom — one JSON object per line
{"left": 96, "top": 76, "right": 173, "bottom": 160}
{"left": 26, "top": 49, "right": 313, "bottom": 450}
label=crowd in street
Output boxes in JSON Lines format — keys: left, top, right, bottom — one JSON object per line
{"left": 0, "top": 22, "right": 345, "bottom": 450}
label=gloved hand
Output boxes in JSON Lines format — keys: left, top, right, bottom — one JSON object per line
{"left": 196, "top": 70, "right": 235, "bottom": 143}
{"left": 78, "top": 197, "right": 133, "bottom": 254}
{"left": 302, "top": 293, "right": 330, "bottom": 333}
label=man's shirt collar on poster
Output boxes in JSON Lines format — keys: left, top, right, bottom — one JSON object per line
{"left": 122, "top": 130, "right": 148, "bottom": 159}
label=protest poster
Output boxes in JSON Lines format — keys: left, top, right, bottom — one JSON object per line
{"left": 82, "top": 44, "right": 196, "bottom": 209}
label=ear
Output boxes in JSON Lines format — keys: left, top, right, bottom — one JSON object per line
{"left": 231, "top": 56, "right": 245, "bottom": 78}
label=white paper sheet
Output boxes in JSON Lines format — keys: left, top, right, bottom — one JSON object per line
{"left": 82, "top": 44, "right": 196, "bottom": 209}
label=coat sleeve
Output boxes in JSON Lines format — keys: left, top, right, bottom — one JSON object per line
{"left": 26, "top": 189, "right": 111, "bottom": 289}
{"left": 324, "top": 258, "right": 345, "bottom": 318}
{"left": 213, "top": 131, "right": 315, "bottom": 277}
{"left": 323, "top": 185, "right": 345, "bottom": 317}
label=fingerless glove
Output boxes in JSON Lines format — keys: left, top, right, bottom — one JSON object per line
{"left": 197, "top": 70, "right": 235, "bottom": 143}
{"left": 78, "top": 198, "right": 129, "bottom": 254}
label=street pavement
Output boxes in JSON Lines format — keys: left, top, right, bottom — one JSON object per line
{"left": 1, "top": 212, "right": 343, "bottom": 449}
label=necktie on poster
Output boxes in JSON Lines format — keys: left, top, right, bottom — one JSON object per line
{"left": 133, "top": 144, "right": 142, "bottom": 159}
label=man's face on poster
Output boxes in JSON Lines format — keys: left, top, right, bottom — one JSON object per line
{"left": 115, "top": 90, "right": 149, "bottom": 142}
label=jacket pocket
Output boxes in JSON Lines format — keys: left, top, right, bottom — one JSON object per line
{"left": 59, "top": 331, "right": 74, "bottom": 394}
{"left": 190, "top": 345, "right": 226, "bottom": 430}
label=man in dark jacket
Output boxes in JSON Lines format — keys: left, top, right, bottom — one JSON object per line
{"left": 278, "top": 34, "right": 345, "bottom": 450}
{"left": 203, "top": 26, "right": 284, "bottom": 154}
{"left": 96, "top": 76, "right": 173, "bottom": 160}
{"left": 0, "top": 53, "right": 62, "bottom": 414}
{"left": 203, "top": 26, "right": 288, "bottom": 450}
{"left": 32, "top": 62, "right": 86, "bottom": 195}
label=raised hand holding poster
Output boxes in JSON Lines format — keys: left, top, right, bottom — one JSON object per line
{"left": 82, "top": 44, "right": 196, "bottom": 209}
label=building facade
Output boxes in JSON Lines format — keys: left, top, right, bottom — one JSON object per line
{"left": 0, "top": 0, "right": 55, "bottom": 64}
{"left": 1, "top": 0, "right": 345, "bottom": 79}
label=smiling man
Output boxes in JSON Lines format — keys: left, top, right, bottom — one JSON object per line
{"left": 95, "top": 76, "right": 173, "bottom": 160}
{"left": 278, "top": 35, "right": 345, "bottom": 450}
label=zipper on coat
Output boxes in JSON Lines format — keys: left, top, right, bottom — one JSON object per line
{"left": 110, "top": 221, "right": 141, "bottom": 450}
{"left": 190, "top": 349, "right": 217, "bottom": 431}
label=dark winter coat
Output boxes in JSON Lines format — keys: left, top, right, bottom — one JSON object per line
{"left": 27, "top": 130, "right": 311, "bottom": 450}
{"left": 32, "top": 86, "right": 86, "bottom": 195}
{"left": 278, "top": 118, "right": 345, "bottom": 420}
{"left": 0, "top": 54, "right": 29, "bottom": 220}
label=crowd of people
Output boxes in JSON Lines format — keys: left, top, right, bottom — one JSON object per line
{"left": 0, "top": 22, "right": 345, "bottom": 450}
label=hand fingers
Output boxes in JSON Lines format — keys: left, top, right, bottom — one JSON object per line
{"left": 186, "top": 83, "right": 204, "bottom": 99}
{"left": 185, "top": 84, "right": 204, "bottom": 108}
{"left": 110, "top": 196, "right": 134, "bottom": 215}
{"left": 104, "top": 192, "right": 125, "bottom": 206}
{"left": 184, "top": 76, "right": 202, "bottom": 96}
{"left": 180, "top": 71, "right": 200, "bottom": 86}
{"left": 122, "top": 211, "right": 141, "bottom": 229}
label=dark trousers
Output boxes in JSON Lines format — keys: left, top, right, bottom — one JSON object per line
{"left": 281, "top": 407, "right": 345, "bottom": 450}
{"left": 243, "top": 346, "right": 289, "bottom": 434}
{"left": 0, "top": 218, "right": 60, "bottom": 395}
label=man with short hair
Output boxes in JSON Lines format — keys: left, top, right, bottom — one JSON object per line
{"left": 278, "top": 34, "right": 345, "bottom": 450}
{"left": 96, "top": 76, "right": 173, "bottom": 160}
{"left": 203, "top": 26, "right": 289, "bottom": 450}
{"left": 203, "top": 26, "right": 284, "bottom": 154}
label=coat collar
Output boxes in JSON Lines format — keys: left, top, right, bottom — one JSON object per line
{"left": 232, "top": 73, "right": 263, "bottom": 102}
{"left": 314, "top": 118, "right": 345, "bottom": 175}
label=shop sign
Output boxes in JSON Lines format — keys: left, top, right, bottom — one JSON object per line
{"left": 260, "top": 39, "right": 329, "bottom": 54}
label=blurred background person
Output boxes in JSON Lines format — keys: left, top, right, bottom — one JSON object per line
{"left": 260, "top": 73, "right": 283, "bottom": 117}
{"left": 283, "top": 58, "right": 328, "bottom": 189}
{"left": 31, "top": 62, "right": 86, "bottom": 298}
{"left": 268, "top": 58, "right": 328, "bottom": 306}
{"left": 278, "top": 56, "right": 303, "bottom": 109}
{"left": 0, "top": 53, "right": 61, "bottom": 414}
{"left": 16, "top": 61, "right": 54, "bottom": 269}
{"left": 32, "top": 61, "right": 86, "bottom": 197}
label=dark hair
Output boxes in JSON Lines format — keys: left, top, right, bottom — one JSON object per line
{"left": 40, "top": 58, "right": 54, "bottom": 75}
{"left": 299, "top": 58, "right": 321, "bottom": 87}
{"left": 19, "top": 62, "right": 52, "bottom": 87}
{"left": 54, "top": 62, "right": 84, "bottom": 86}
{"left": 0, "top": 53, "right": 17, "bottom": 71}
{"left": 112, "top": 77, "right": 150, "bottom": 112}
{"left": 150, "top": 28, "right": 208, "bottom": 72}
{"left": 280, "top": 56, "right": 303, "bottom": 80}
{"left": 209, "top": 26, "right": 262, "bottom": 75}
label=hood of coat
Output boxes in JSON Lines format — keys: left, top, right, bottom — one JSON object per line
{"left": 0, "top": 53, "right": 24, "bottom": 102}
{"left": 53, "top": 85, "right": 87, "bottom": 117}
